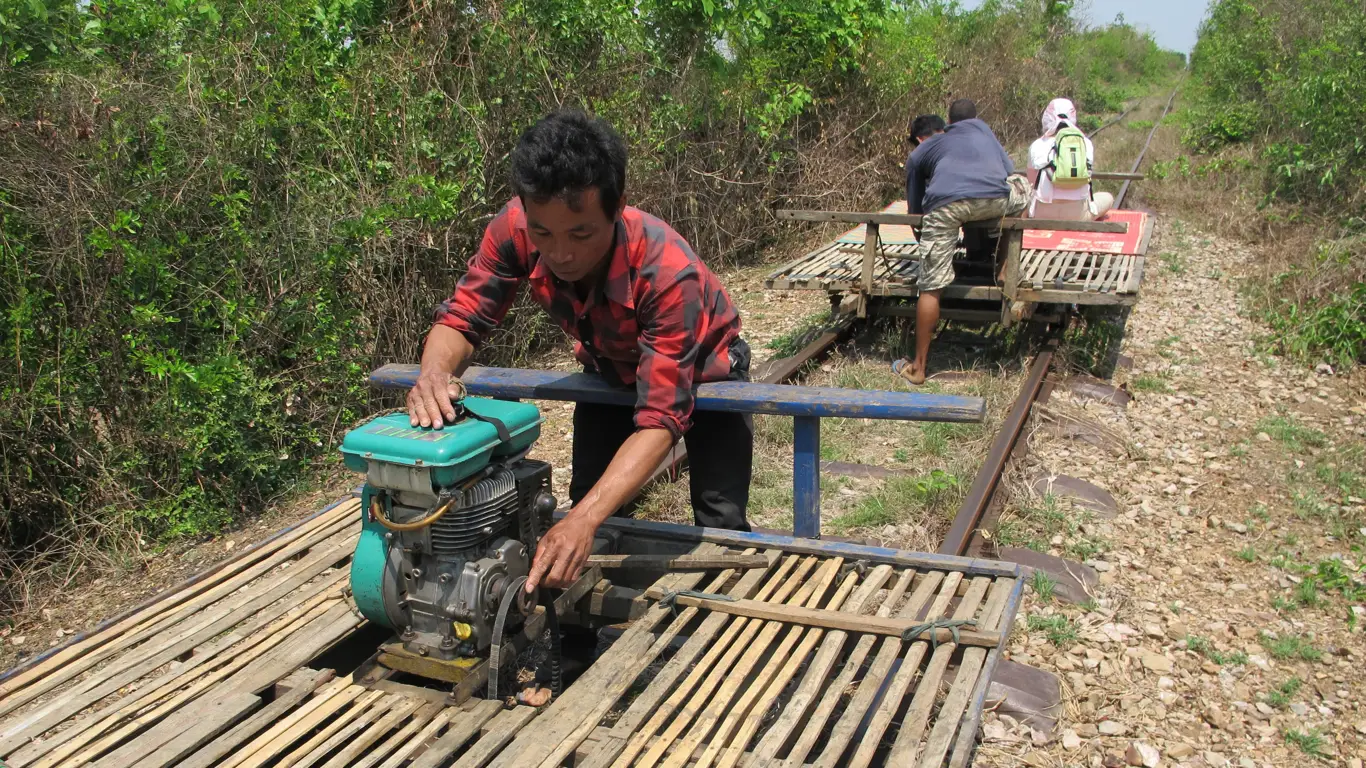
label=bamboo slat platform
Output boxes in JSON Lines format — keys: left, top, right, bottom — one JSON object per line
{"left": 0, "top": 496, "right": 1024, "bottom": 768}
{"left": 766, "top": 218, "right": 1150, "bottom": 308}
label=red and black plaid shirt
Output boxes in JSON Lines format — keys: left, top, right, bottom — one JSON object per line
{"left": 434, "top": 198, "right": 744, "bottom": 439}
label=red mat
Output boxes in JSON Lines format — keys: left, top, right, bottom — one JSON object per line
{"left": 1023, "top": 209, "right": 1148, "bottom": 255}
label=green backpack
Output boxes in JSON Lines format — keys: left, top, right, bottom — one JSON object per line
{"left": 1048, "top": 126, "right": 1091, "bottom": 189}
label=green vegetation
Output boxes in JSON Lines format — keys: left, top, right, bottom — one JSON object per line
{"left": 1030, "top": 570, "right": 1057, "bottom": 603}
{"left": 1130, "top": 373, "right": 1171, "bottom": 394}
{"left": 1235, "top": 545, "right": 1258, "bottom": 562}
{"left": 1259, "top": 632, "right": 1323, "bottom": 662}
{"left": 766, "top": 311, "right": 833, "bottom": 358}
{"left": 1182, "top": 0, "right": 1366, "bottom": 367}
{"left": 829, "top": 469, "right": 961, "bottom": 534}
{"left": 1284, "top": 728, "right": 1328, "bottom": 759}
{"left": 1265, "top": 677, "right": 1303, "bottom": 709}
{"left": 1256, "top": 415, "right": 1329, "bottom": 452}
{"left": 0, "top": 0, "right": 1181, "bottom": 601}
{"left": 1027, "top": 614, "right": 1079, "bottom": 647}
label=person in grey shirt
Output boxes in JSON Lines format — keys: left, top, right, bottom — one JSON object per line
{"left": 898, "top": 98, "right": 1029, "bottom": 384}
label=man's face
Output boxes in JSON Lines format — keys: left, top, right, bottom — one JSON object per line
{"left": 523, "top": 187, "right": 621, "bottom": 284}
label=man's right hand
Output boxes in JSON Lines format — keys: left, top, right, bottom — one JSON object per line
{"left": 407, "top": 370, "right": 465, "bottom": 428}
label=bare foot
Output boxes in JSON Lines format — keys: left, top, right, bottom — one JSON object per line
{"left": 904, "top": 366, "right": 928, "bottom": 385}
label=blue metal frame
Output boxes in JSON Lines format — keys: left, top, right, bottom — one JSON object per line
{"left": 369, "top": 365, "right": 987, "bottom": 540}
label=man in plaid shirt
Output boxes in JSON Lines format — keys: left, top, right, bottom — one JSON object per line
{"left": 407, "top": 109, "right": 753, "bottom": 595}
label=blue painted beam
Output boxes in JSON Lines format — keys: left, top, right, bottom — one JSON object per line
{"left": 793, "top": 417, "right": 821, "bottom": 539}
{"left": 369, "top": 365, "right": 985, "bottom": 424}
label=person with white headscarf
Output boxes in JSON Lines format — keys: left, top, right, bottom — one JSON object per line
{"left": 1026, "top": 98, "right": 1114, "bottom": 220}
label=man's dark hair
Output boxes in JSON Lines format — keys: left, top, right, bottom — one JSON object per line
{"left": 510, "top": 108, "right": 628, "bottom": 218}
{"left": 948, "top": 98, "right": 978, "bottom": 123}
{"left": 909, "top": 114, "right": 946, "bottom": 145}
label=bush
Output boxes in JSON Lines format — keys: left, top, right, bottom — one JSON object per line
{"left": 0, "top": 0, "right": 1180, "bottom": 591}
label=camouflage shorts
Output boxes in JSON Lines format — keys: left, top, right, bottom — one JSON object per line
{"left": 917, "top": 175, "right": 1030, "bottom": 292}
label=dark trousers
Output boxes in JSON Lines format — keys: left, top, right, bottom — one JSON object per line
{"left": 569, "top": 403, "right": 753, "bottom": 531}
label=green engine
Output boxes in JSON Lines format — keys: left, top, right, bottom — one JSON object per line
{"left": 341, "top": 398, "right": 555, "bottom": 664}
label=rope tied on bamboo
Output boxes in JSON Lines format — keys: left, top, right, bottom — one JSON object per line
{"left": 899, "top": 617, "right": 977, "bottom": 648}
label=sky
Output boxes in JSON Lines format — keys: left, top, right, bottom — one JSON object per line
{"left": 960, "top": 0, "right": 1208, "bottom": 55}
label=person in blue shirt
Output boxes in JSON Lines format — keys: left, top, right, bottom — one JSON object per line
{"left": 899, "top": 99, "right": 1029, "bottom": 384}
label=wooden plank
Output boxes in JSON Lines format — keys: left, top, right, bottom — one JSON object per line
{"left": 0, "top": 505, "right": 355, "bottom": 719}
{"left": 577, "top": 554, "right": 789, "bottom": 768}
{"left": 912, "top": 578, "right": 1016, "bottom": 768}
{"left": 449, "top": 706, "right": 539, "bottom": 768}
{"left": 861, "top": 222, "right": 879, "bottom": 300}
{"left": 775, "top": 209, "right": 1131, "bottom": 233}
{"left": 1, "top": 541, "right": 356, "bottom": 761}
{"left": 175, "top": 670, "right": 334, "bottom": 768}
{"left": 583, "top": 554, "right": 770, "bottom": 571}
{"left": 375, "top": 707, "right": 462, "bottom": 768}
{"left": 1123, "top": 256, "right": 1146, "bottom": 294}
{"left": 1000, "top": 231, "right": 1023, "bottom": 304}
{"left": 492, "top": 550, "right": 781, "bottom": 768}
{"left": 766, "top": 243, "right": 839, "bottom": 282}
{"left": 667, "top": 559, "right": 848, "bottom": 768}
{"left": 601, "top": 556, "right": 811, "bottom": 768}
{"left": 846, "top": 576, "right": 991, "bottom": 768}
{"left": 316, "top": 698, "right": 427, "bottom": 768}
{"left": 406, "top": 699, "right": 503, "bottom": 768}
{"left": 216, "top": 677, "right": 360, "bottom": 768}
{"left": 781, "top": 570, "right": 942, "bottom": 765}
{"left": 370, "top": 366, "right": 988, "bottom": 425}
{"left": 810, "top": 571, "right": 966, "bottom": 767}
{"left": 1134, "top": 213, "right": 1156, "bottom": 255}
{"left": 90, "top": 692, "right": 261, "bottom": 768}
{"left": 288, "top": 696, "right": 404, "bottom": 768}
{"left": 592, "top": 517, "right": 1023, "bottom": 578}
{"left": 640, "top": 587, "right": 1001, "bottom": 647}
{"left": 1086, "top": 253, "right": 1112, "bottom": 291}
{"left": 273, "top": 690, "right": 388, "bottom": 768}
{"left": 710, "top": 566, "right": 894, "bottom": 768}
{"left": 947, "top": 580, "right": 1018, "bottom": 768}
{"left": 26, "top": 593, "right": 345, "bottom": 768}
{"left": 750, "top": 566, "right": 905, "bottom": 763}
{"left": 349, "top": 702, "right": 446, "bottom": 768}
{"left": 629, "top": 557, "right": 827, "bottom": 768}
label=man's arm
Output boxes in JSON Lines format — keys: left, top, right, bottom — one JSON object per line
{"left": 409, "top": 206, "right": 527, "bottom": 428}
{"left": 527, "top": 259, "right": 704, "bottom": 591}
{"left": 907, "top": 152, "right": 927, "bottom": 215}
{"left": 526, "top": 429, "right": 674, "bottom": 590}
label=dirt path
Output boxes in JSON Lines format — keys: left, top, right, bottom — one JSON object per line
{"left": 978, "top": 220, "right": 1366, "bottom": 767}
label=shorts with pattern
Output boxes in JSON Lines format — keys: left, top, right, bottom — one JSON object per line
{"left": 917, "top": 175, "right": 1030, "bottom": 292}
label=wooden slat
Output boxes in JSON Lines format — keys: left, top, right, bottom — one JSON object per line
{"left": 1086, "top": 253, "right": 1112, "bottom": 291}
{"left": 611, "top": 557, "right": 819, "bottom": 768}
{"left": 665, "top": 559, "right": 848, "bottom": 768}
{"left": 782, "top": 570, "right": 944, "bottom": 764}
{"left": 406, "top": 699, "right": 504, "bottom": 768}
{"left": 448, "top": 707, "right": 539, "bottom": 768}
{"left": 636, "top": 590, "right": 1001, "bottom": 647}
{"left": 711, "top": 566, "right": 894, "bottom": 768}
{"left": 490, "top": 549, "right": 785, "bottom": 768}
{"left": 810, "top": 571, "right": 965, "bottom": 766}
{"left": 777, "top": 209, "right": 1131, "bottom": 233}
{"left": 176, "top": 670, "right": 334, "bottom": 768}
{"left": 914, "top": 578, "right": 1016, "bottom": 768}
{"left": 349, "top": 702, "right": 446, "bottom": 768}
{"left": 289, "top": 696, "right": 405, "bottom": 768}
{"left": 2, "top": 536, "right": 358, "bottom": 761}
{"left": 0, "top": 505, "right": 356, "bottom": 720}
{"left": 747, "top": 565, "right": 903, "bottom": 763}
{"left": 853, "top": 576, "right": 990, "bottom": 768}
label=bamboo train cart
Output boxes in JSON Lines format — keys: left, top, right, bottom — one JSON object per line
{"left": 0, "top": 367, "right": 1027, "bottom": 768}
{"left": 767, "top": 197, "right": 1153, "bottom": 335}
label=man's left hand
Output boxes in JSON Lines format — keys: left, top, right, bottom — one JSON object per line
{"left": 526, "top": 514, "right": 599, "bottom": 592}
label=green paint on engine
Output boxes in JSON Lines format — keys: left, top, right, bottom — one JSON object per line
{"left": 350, "top": 487, "right": 394, "bottom": 628}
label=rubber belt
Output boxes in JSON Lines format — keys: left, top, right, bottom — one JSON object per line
{"left": 487, "top": 574, "right": 529, "bottom": 701}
